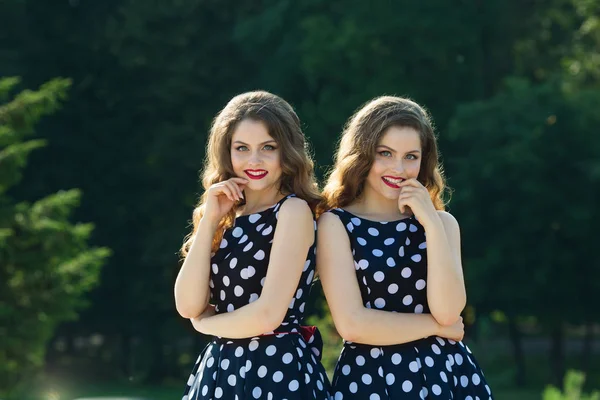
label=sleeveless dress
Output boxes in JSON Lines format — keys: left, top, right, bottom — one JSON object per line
{"left": 182, "top": 195, "right": 332, "bottom": 400}
{"left": 329, "top": 208, "right": 493, "bottom": 400}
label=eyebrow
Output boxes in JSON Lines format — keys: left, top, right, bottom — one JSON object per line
{"left": 376, "top": 145, "right": 421, "bottom": 153}
{"left": 233, "top": 140, "right": 277, "bottom": 146}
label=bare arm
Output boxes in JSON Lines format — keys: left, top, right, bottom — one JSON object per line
{"left": 317, "top": 212, "right": 460, "bottom": 346}
{"left": 192, "top": 198, "right": 314, "bottom": 339}
{"left": 423, "top": 211, "right": 467, "bottom": 326}
{"left": 174, "top": 177, "right": 247, "bottom": 319}
{"left": 174, "top": 218, "right": 216, "bottom": 319}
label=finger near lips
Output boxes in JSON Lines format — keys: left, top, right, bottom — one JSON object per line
{"left": 224, "top": 183, "right": 239, "bottom": 201}
{"left": 223, "top": 186, "right": 235, "bottom": 201}
{"left": 230, "top": 177, "right": 249, "bottom": 184}
{"left": 220, "top": 185, "right": 235, "bottom": 201}
{"left": 230, "top": 178, "right": 247, "bottom": 198}
{"left": 225, "top": 182, "right": 242, "bottom": 200}
{"left": 398, "top": 193, "right": 416, "bottom": 202}
{"left": 399, "top": 187, "right": 426, "bottom": 196}
{"left": 398, "top": 178, "right": 422, "bottom": 187}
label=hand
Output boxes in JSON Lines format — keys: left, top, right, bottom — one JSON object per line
{"left": 190, "top": 304, "right": 216, "bottom": 333}
{"left": 397, "top": 179, "right": 438, "bottom": 228}
{"left": 204, "top": 177, "right": 248, "bottom": 223}
{"left": 436, "top": 317, "right": 464, "bottom": 341}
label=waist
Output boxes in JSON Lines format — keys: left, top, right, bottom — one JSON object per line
{"left": 343, "top": 335, "right": 458, "bottom": 351}
{"left": 212, "top": 325, "right": 318, "bottom": 344}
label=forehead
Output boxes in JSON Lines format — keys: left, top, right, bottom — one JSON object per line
{"left": 378, "top": 126, "right": 421, "bottom": 150}
{"left": 231, "top": 119, "right": 274, "bottom": 143}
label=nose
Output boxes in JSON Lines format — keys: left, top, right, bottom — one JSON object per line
{"left": 247, "top": 151, "right": 263, "bottom": 166}
{"left": 390, "top": 159, "right": 405, "bottom": 175}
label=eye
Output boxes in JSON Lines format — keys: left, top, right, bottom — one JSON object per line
{"left": 378, "top": 150, "right": 392, "bottom": 157}
{"left": 235, "top": 145, "right": 249, "bottom": 151}
{"left": 406, "top": 153, "right": 419, "bottom": 160}
{"left": 263, "top": 144, "right": 277, "bottom": 151}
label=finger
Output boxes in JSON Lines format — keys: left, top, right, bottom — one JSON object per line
{"left": 230, "top": 177, "right": 249, "bottom": 185}
{"left": 398, "top": 193, "right": 415, "bottom": 202}
{"left": 223, "top": 181, "right": 238, "bottom": 200}
{"left": 398, "top": 199, "right": 407, "bottom": 214}
{"left": 229, "top": 178, "right": 247, "bottom": 198}
{"left": 224, "top": 181, "right": 241, "bottom": 201}
{"left": 233, "top": 182, "right": 245, "bottom": 199}
{"left": 399, "top": 178, "right": 424, "bottom": 189}
{"left": 232, "top": 182, "right": 244, "bottom": 200}
{"left": 217, "top": 184, "right": 235, "bottom": 201}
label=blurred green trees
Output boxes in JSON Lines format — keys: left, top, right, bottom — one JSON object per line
{"left": 0, "top": 77, "right": 110, "bottom": 396}
{"left": 0, "top": 0, "right": 599, "bottom": 393}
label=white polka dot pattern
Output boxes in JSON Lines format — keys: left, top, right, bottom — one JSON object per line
{"left": 329, "top": 209, "right": 494, "bottom": 399}
{"left": 182, "top": 195, "right": 331, "bottom": 399}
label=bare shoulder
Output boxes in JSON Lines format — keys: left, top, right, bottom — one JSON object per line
{"left": 317, "top": 211, "right": 344, "bottom": 231}
{"left": 278, "top": 197, "right": 312, "bottom": 221}
{"left": 436, "top": 210, "right": 461, "bottom": 235}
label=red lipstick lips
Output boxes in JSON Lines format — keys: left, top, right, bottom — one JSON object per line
{"left": 382, "top": 176, "right": 404, "bottom": 189}
{"left": 245, "top": 169, "right": 268, "bottom": 180}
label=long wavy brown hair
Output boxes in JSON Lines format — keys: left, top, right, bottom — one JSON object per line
{"left": 319, "top": 96, "right": 448, "bottom": 215}
{"left": 181, "top": 91, "right": 321, "bottom": 256}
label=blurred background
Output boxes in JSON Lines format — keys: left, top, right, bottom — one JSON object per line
{"left": 1, "top": 0, "right": 599, "bottom": 399}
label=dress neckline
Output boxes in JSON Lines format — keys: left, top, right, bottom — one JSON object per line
{"left": 236, "top": 194, "right": 293, "bottom": 219}
{"left": 337, "top": 208, "right": 415, "bottom": 224}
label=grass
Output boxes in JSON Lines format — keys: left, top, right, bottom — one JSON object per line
{"left": 22, "top": 367, "right": 545, "bottom": 400}
{"left": 19, "top": 340, "right": 600, "bottom": 400}
{"left": 26, "top": 381, "right": 540, "bottom": 400}
{"left": 22, "top": 380, "right": 181, "bottom": 400}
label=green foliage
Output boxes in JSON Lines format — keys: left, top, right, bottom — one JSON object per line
{"left": 0, "top": 77, "right": 69, "bottom": 194}
{"left": 514, "top": 0, "right": 600, "bottom": 88}
{"left": 1, "top": 0, "right": 599, "bottom": 390}
{"left": 446, "top": 78, "right": 600, "bottom": 324}
{"left": 0, "top": 77, "right": 110, "bottom": 397}
{"left": 306, "top": 294, "right": 342, "bottom": 375}
{"left": 543, "top": 370, "right": 600, "bottom": 400}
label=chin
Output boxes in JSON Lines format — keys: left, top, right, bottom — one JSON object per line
{"left": 378, "top": 186, "right": 401, "bottom": 200}
{"left": 248, "top": 179, "right": 279, "bottom": 193}
{"left": 245, "top": 182, "right": 268, "bottom": 192}
{"left": 381, "top": 191, "right": 400, "bottom": 201}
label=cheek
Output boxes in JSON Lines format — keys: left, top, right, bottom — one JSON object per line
{"left": 230, "top": 152, "right": 245, "bottom": 170}
{"left": 407, "top": 161, "right": 421, "bottom": 177}
{"left": 369, "top": 159, "right": 386, "bottom": 177}
{"left": 266, "top": 152, "right": 281, "bottom": 169}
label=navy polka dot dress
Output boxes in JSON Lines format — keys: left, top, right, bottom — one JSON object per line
{"left": 182, "top": 195, "right": 332, "bottom": 400}
{"left": 329, "top": 208, "right": 493, "bottom": 400}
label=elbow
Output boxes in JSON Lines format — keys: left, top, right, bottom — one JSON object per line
{"left": 175, "top": 298, "right": 205, "bottom": 319}
{"left": 174, "top": 292, "right": 209, "bottom": 319}
{"left": 430, "top": 292, "right": 467, "bottom": 327}
{"left": 434, "top": 313, "right": 462, "bottom": 327}
{"left": 176, "top": 304, "right": 201, "bottom": 320}
{"left": 431, "top": 304, "right": 465, "bottom": 327}
{"left": 256, "top": 299, "right": 287, "bottom": 333}
{"left": 334, "top": 311, "right": 363, "bottom": 343}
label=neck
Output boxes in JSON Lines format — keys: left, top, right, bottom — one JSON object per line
{"left": 241, "top": 185, "right": 284, "bottom": 215}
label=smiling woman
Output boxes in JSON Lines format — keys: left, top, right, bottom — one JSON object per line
{"left": 174, "top": 91, "right": 331, "bottom": 400}
{"left": 230, "top": 119, "right": 283, "bottom": 198}
{"left": 317, "top": 96, "right": 494, "bottom": 399}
